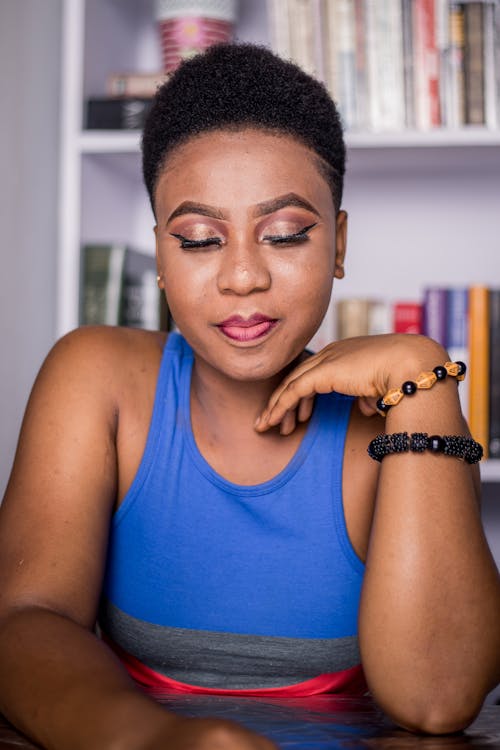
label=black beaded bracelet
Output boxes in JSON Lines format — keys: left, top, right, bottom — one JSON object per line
{"left": 367, "top": 432, "right": 483, "bottom": 464}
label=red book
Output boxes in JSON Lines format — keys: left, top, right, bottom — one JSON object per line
{"left": 393, "top": 302, "right": 423, "bottom": 334}
{"left": 412, "top": 0, "right": 440, "bottom": 128}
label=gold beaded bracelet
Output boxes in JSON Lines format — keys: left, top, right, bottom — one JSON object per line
{"left": 376, "top": 361, "right": 466, "bottom": 417}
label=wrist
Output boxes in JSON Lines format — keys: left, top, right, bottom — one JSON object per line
{"left": 382, "top": 335, "right": 448, "bottom": 392}
{"left": 383, "top": 379, "right": 465, "bottom": 434}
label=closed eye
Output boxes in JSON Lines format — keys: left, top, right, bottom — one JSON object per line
{"left": 263, "top": 223, "right": 318, "bottom": 245}
{"left": 170, "top": 233, "right": 222, "bottom": 249}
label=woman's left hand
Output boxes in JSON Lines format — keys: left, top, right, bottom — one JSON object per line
{"left": 255, "top": 334, "right": 446, "bottom": 435}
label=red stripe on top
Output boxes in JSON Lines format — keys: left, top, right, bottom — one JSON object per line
{"left": 106, "top": 637, "right": 367, "bottom": 697}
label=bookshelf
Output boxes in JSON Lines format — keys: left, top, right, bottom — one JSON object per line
{"left": 58, "top": 0, "right": 500, "bottom": 481}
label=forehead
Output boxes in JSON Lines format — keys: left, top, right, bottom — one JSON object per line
{"left": 155, "top": 128, "right": 333, "bottom": 213}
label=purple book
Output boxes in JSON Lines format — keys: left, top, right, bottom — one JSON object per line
{"left": 423, "top": 287, "right": 448, "bottom": 347}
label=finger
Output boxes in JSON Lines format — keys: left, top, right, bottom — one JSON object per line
{"left": 265, "top": 366, "right": 335, "bottom": 426}
{"left": 264, "top": 348, "right": 334, "bottom": 416}
{"left": 279, "top": 409, "right": 296, "bottom": 435}
{"left": 358, "top": 396, "right": 379, "bottom": 416}
{"left": 297, "top": 395, "right": 315, "bottom": 423}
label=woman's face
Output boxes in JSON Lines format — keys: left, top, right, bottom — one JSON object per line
{"left": 154, "top": 128, "right": 347, "bottom": 381}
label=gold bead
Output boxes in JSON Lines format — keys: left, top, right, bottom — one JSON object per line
{"left": 383, "top": 388, "right": 404, "bottom": 406}
{"left": 444, "top": 361, "right": 460, "bottom": 377}
{"left": 416, "top": 371, "right": 437, "bottom": 389}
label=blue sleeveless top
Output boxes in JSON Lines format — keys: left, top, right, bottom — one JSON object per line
{"left": 99, "top": 332, "right": 365, "bottom": 691}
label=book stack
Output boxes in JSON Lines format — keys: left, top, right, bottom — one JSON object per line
{"left": 85, "top": 72, "right": 167, "bottom": 130}
{"left": 80, "top": 244, "right": 172, "bottom": 332}
{"left": 269, "top": 0, "right": 500, "bottom": 131}
{"left": 331, "top": 287, "right": 500, "bottom": 458}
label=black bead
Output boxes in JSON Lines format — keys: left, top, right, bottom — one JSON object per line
{"left": 456, "top": 361, "right": 467, "bottom": 377}
{"left": 433, "top": 365, "right": 447, "bottom": 380}
{"left": 429, "top": 435, "right": 445, "bottom": 453}
{"left": 402, "top": 380, "right": 417, "bottom": 395}
{"left": 376, "top": 397, "right": 391, "bottom": 413}
{"left": 410, "top": 432, "right": 429, "bottom": 452}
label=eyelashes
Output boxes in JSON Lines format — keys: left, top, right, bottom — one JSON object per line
{"left": 170, "top": 233, "right": 222, "bottom": 249}
{"left": 170, "top": 223, "right": 318, "bottom": 250}
{"left": 262, "top": 222, "right": 317, "bottom": 245}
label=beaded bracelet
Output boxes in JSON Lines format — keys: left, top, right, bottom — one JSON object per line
{"left": 376, "top": 361, "right": 467, "bottom": 417}
{"left": 367, "top": 432, "right": 483, "bottom": 464}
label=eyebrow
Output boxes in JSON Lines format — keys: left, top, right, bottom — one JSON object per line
{"left": 166, "top": 193, "right": 320, "bottom": 224}
{"left": 167, "top": 201, "right": 226, "bottom": 223}
{"left": 252, "top": 193, "right": 320, "bottom": 219}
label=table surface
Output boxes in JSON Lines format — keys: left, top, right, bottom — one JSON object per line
{"left": 0, "top": 694, "right": 498, "bottom": 749}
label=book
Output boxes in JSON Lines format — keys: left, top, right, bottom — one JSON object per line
{"left": 353, "top": 0, "right": 369, "bottom": 130}
{"left": 393, "top": 301, "right": 423, "bottom": 334}
{"left": 464, "top": 1, "right": 486, "bottom": 124}
{"left": 327, "top": 0, "right": 357, "bottom": 130}
{"left": 107, "top": 72, "right": 167, "bottom": 98}
{"left": 412, "top": 0, "right": 441, "bottom": 129}
{"left": 447, "top": 2, "right": 467, "bottom": 128}
{"left": 482, "top": 0, "right": 498, "bottom": 129}
{"left": 85, "top": 97, "right": 153, "bottom": 129}
{"left": 369, "top": 300, "right": 392, "bottom": 335}
{"left": 119, "top": 249, "right": 162, "bottom": 331}
{"left": 287, "top": 0, "right": 318, "bottom": 77}
{"left": 268, "top": 0, "right": 292, "bottom": 61}
{"left": 423, "top": 287, "right": 448, "bottom": 346}
{"left": 364, "top": 0, "right": 405, "bottom": 130}
{"left": 336, "top": 298, "right": 372, "bottom": 339}
{"left": 80, "top": 244, "right": 126, "bottom": 325}
{"left": 402, "top": 0, "right": 416, "bottom": 128}
{"left": 80, "top": 244, "right": 168, "bottom": 331}
{"left": 489, "top": 289, "right": 500, "bottom": 457}
{"left": 435, "top": 0, "right": 451, "bottom": 126}
{"left": 468, "top": 285, "right": 490, "bottom": 456}
{"left": 446, "top": 287, "right": 469, "bottom": 419}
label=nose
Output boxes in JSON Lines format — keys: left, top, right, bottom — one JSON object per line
{"left": 216, "top": 241, "right": 271, "bottom": 296}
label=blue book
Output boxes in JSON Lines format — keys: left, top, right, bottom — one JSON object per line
{"left": 446, "top": 288, "right": 469, "bottom": 421}
{"left": 446, "top": 287, "right": 468, "bottom": 350}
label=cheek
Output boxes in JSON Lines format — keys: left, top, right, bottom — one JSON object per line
{"left": 275, "top": 247, "right": 334, "bottom": 300}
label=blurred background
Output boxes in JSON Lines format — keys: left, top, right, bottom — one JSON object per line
{"left": 1, "top": 0, "right": 62, "bottom": 497}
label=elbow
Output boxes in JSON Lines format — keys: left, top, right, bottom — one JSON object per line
{"left": 372, "top": 689, "right": 484, "bottom": 735}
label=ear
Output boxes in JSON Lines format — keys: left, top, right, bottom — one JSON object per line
{"left": 154, "top": 225, "right": 165, "bottom": 289}
{"left": 334, "top": 210, "right": 347, "bottom": 279}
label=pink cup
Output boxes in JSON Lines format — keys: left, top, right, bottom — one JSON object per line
{"left": 155, "top": 1, "right": 238, "bottom": 72}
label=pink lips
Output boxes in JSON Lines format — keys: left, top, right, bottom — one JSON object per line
{"left": 217, "top": 313, "right": 278, "bottom": 342}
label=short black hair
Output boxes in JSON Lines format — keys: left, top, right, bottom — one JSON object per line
{"left": 142, "top": 42, "right": 345, "bottom": 215}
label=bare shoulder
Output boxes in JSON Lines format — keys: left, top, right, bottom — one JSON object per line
{"left": 342, "top": 400, "right": 384, "bottom": 563}
{"left": 40, "top": 325, "right": 166, "bottom": 387}
{"left": 0, "top": 326, "right": 167, "bottom": 627}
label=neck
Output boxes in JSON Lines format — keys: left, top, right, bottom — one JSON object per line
{"left": 190, "top": 354, "right": 299, "bottom": 436}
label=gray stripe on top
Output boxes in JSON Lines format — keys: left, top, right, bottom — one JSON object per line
{"left": 99, "top": 600, "right": 360, "bottom": 689}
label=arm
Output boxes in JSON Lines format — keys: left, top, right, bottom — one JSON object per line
{"left": 358, "top": 337, "right": 500, "bottom": 733}
{"left": 256, "top": 334, "right": 500, "bottom": 733}
{"left": 0, "top": 327, "right": 275, "bottom": 750}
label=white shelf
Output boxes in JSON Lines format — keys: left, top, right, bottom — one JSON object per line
{"left": 77, "top": 127, "right": 500, "bottom": 155}
{"left": 347, "top": 128, "right": 500, "bottom": 148}
{"left": 79, "top": 130, "right": 141, "bottom": 153}
{"left": 480, "top": 460, "right": 500, "bottom": 483}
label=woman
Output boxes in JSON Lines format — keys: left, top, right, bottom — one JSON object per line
{"left": 0, "top": 43, "right": 498, "bottom": 749}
